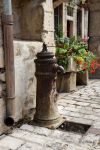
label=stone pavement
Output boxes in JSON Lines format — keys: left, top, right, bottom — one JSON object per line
{"left": 0, "top": 79, "right": 100, "bottom": 150}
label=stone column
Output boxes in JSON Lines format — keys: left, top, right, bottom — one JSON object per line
{"left": 42, "top": 0, "right": 55, "bottom": 53}
{"left": 62, "top": 3, "right": 67, "bottom": 37}
{"left": 88, "top": 0, "right": 100, "bottom": 78}
{"left": 82, "top": 8, "right": 85, "bottom": 39}
{"left": 73, "top": 6, "right": 77, "bottom": 37}
{"left": 84, "top": 10, "right": 88, "bottom": 38}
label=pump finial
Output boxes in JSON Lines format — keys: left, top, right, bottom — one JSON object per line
{"left": 42, "top": 43, "right": 48, "bottom": 52}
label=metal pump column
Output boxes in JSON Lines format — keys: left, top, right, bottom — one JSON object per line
{"left": 34, "top": 44, "right": 65, "bottom": 129}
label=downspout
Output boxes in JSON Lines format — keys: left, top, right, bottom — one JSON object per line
{"left": 2, "top": 0, "right": 15, "bottom": 126}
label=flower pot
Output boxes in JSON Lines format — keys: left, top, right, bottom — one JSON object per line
{"left": 66, "top": 57, "right": 77, "bottom": 72}
{"left": 57, "top": 72, "right": 76, "bottom": 93}
{"left": 56, "top": 57, "right": 77, "bottom": 93}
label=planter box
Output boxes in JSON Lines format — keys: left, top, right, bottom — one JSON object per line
{"left": 77, "top": 70, "right": 89, "bottom": 85}
{"left": 56, "top": 57, "right": 77, "bottom": 93}
{"left": 57, "top": 72, "right": 76, "bottom": 93}
{"left": 66, "top": 57, "right": 77, "bottom": 72}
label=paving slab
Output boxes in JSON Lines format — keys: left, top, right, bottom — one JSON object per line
{"left": 0, "top": 136, "right": 25, "bottom": 150}
{"left": 0, "top": 79, "right": 100, "bottom": 149}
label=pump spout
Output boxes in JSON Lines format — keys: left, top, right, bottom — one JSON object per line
{"left": 53, "top": 64, "right": 65, "bottom": 74}
{"left": 57, "top": 65, "right": 65, "bottom": 74}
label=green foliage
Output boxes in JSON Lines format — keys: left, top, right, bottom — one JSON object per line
{"left": 55, "top": 25, "right": 63, "bottom": 40}
{"left": 56, "top": 47, "right": 68, "bottom": 70}
{"left": 55, "top": 36, "right": 97, "bottom": 72}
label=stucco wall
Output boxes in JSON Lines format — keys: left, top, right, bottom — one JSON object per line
{"left": 14, "top": 41, "right": 43, "bottom": 121}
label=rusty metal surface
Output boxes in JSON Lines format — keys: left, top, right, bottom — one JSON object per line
{"left": 2, "top": 14, "right": 15, "bottom": 124}
{"left": 34, "top": 44, "right": 64, "bottom": 128}
{"left": 2, "top": 14, "right": 15, "bottom": 100}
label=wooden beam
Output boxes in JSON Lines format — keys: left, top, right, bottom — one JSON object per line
{"left": 53, "top": 0, "right": 68, "bottom": 9}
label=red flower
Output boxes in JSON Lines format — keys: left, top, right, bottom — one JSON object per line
{"left": 90, "top": 70, "right": 95, "bottom": 73}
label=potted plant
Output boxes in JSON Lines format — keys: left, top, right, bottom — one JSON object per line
{"left": 72, "top": 37, "right": 100, "bottom": 85}
{"left": 55, "top": 36, "right": 100, "bottom": 92}
{"left": 56, "top": 37, "right": 77, "bottom": 92}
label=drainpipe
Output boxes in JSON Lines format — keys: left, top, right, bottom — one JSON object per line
{"left": 2, "top": 0, "right": 15, "bottom": 126}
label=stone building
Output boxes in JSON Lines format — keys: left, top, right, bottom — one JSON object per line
{"left": 0, "top": 0, "right": 55, "bottom": 133}
{"left": 53, "top": 0, "right": 100, "bottom": 79}
{"left": 54, "top": 0, "right": 88, "bottom": 39}
{"left": 0, "top": 0, "right": 89, "bottom": 133}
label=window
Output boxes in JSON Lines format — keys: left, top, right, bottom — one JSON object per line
{"left": 67, "top": 6, "right": 74, "bottom": 17}
{"left": 54, "top": 4, "right": 63, "bottom": 38}
{"left": 77, "top": 9, "right": 82, "bottom": 37}
{"left": 67, "top": 20, "right": 73, "bottom": 37}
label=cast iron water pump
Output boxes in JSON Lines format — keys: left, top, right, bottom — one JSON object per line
{"left": 34, "top": 43, "right": 65, "bottom": 129}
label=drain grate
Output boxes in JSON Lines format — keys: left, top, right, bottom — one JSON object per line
{"left": 57, "top": 121, "right": 91, "bottom": 134}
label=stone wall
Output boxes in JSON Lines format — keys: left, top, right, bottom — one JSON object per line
{"left": 0, "top": 1, "right": 6, "bottom": 133}
{"left": 0, "top": 0, "right": 55, "bottom": 48}
{"left": 88, "top": 0, "right": 100, "bottom": 78}
{"left": 0, "top": 40, "right": 44, "bottom": 134}
{"left": 0, "top": 0, "right": 55, "bottom": 133}
{"left": 14, "top": 41, "right": 43, "bottom": 121}
{"left": 12, "top": 0, "right": 55, "bottom": 51}
{"left": 13, "top": 0, "right": 55, "bottom": 120}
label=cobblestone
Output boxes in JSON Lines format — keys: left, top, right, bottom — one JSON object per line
{"left": 0, "top": 80, "right": 100, "bottom": 149}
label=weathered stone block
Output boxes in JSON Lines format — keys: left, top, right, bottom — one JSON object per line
{"left": 66, "top": 57, "right": 77, "bottom": 72}
{"left": 0, "top": 47, "right": 4, "bottom": 68}
{"left": 0, "top": 83, "right": 6, "bottom": 97}
{"left": 0, "top": 98, "right": 5, "bottom": 116}
{"left": 0, "top": 73, "right": 5, "bottom": 82}
{"left": 77, "top": 71, "right": 89, "bottom": 85}
{"left": 42, "top": 31, "right": 55, "bottom": 47}
{"left": 57, "top": 72, "right": 76, "bottom": 93}
{"left": 0, "top": 136, "right": 25, "bottom": 150}
{"left": 42, "top": 0, "right": 53, "bottom": 12}
{"left": 0, "top": 98, "right": 7, "bottom": 134}
{"left": 20, "top": 4, "right": 44, "bottom": 41}
{"left": 14, "top": 41, "right": 43, "bottom": 121}
{"left": 43, "top": 12, "right": 54, "bottom": 31}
